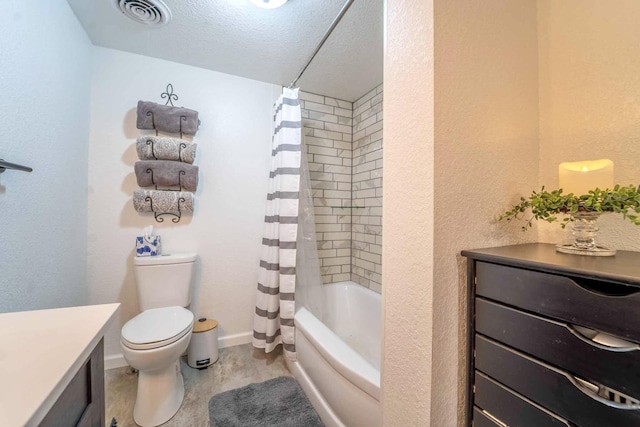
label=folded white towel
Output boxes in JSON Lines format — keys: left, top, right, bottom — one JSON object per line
{"left": 136, "top": 136, "right": 197, "bottom": 164}
{"left": 133, "top": 190, "right": 194, "bottom": 213}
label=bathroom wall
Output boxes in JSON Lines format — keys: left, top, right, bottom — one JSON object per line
{"left": 383, "top": 0, "right": 540, "bottom": 425}
{"left": 387, "top": 2, "right": 640, "bottom": 425}
{"left": 383, "top": 0, "right": 435, "bottom": 423}
{"left": 538, "top": 0, "right": 640, "bottom": 251}
{"left": 87, "top": 47, "right": 279, "bottom": 364}
{"left": 301, "top": 87, "right": 384, "bottom": 292}
{"left": 432, "top": 1, "right": 540, "bottom": 425}
{"left": 351, "top": 85, "right": 384, "bottom": 292}
{"left": 300, "top": 91, "right": 354, "bottom": 285}
{"left": 0, "top": 0, "right": 92, "bottom": 313}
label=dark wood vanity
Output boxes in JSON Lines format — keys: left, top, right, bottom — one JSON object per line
{"left": 462, "top": 243, "right": 640, "bottom": 427}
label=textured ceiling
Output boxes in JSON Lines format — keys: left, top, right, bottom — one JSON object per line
{"left": 66, "top": 0, "right": 383, "bottom": 101}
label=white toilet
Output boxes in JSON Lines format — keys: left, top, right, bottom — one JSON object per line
{"left": 121, "top": 253, "right": 197, "bottom": 427}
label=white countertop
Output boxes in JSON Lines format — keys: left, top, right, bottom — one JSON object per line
{"left": 0, "top": 303, "right": 120, "bottom": 427}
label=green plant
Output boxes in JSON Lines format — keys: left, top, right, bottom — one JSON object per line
{"left": 499, "top": 184, "right": 640, "bottom": 231}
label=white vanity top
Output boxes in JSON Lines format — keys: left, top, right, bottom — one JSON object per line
{"left": 0, "top": 303, "right": 120, "bottom": 427}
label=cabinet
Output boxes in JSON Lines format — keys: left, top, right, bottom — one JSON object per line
{"left": 40, "top": 339, "right": 105, "bottom": 427}
{"left": 0, "top": 303, "right": 118, "bottom": 427}
{"left": 462, "top": 243, "right": 640, "bottom": 427}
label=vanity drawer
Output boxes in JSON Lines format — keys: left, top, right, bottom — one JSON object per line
{"left": 476, "top": 297, "right": 640, "bottom": 399}
{"left": 476, "top": 335, "right": 640, "bottom": 427}
{"left": 476, "top": 262, "right": 640, "bottom": 344}
{"left": 474, "top": 371, "right": 570, "bottom": 427}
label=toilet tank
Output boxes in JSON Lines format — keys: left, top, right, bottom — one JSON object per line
{"left": 133, "top": 253, "right": 197, "bottom": 311}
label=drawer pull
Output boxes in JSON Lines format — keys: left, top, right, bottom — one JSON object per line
{"left": 567, "top": 375, "right": 640, "bottom": 410}
{"left": 569, "top": 277, "right": 640, "bottom": 297}
{"left": 566, "top": 324, "right": 640, "bottom": 352}
{"left": 480, "top": 410, "right": 507, "bottom": 427}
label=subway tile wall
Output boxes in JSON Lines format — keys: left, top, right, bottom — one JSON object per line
{"left": 351, "top": 85, "right": 383, "bottom": 293}
{"left": 300, "top": 85, "right": 383, "bottom": 293}
{"left": 300, "top": 91, "right": 354, "bottom": 285}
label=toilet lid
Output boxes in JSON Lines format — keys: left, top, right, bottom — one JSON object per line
{"left": 121, "top": 306, "right": 194, "bottom": 350}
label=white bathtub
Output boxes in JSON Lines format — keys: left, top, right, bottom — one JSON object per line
{"left": 285, "top": 281, "right": 381, "bottom": 427}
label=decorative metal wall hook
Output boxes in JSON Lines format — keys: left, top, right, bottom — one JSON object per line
{"left": 158, "top": 211, "right": 182, "bottom": 223}
{"left": 179, "top": 115, "right": 186, "bottom": 139}
{"left": 178, "top": 142, "right": 187, "bottom": 159}
{"left": 178, "top": 170, "right": 186, "bottom": 189}
{"left": 146, "top": 110, "right": 159, "bottom": 137}
{"left": 155, "top": 85, "right": 185, "bottom": 137}
{"left": 144, "top": 138, "right": 158, "bottom": 159}
{"left": 144, "top": 195, "right": 183, "bottom": 223}
{"left": 161, "top": 84, "right": 179, "bottom": 107}
{"left": 145, "top": 167, "right": 156, "bottom": 187}
{"left": 143, "top": 139, "right": 189, "bottom": 162}
{"left": 144, "top": 166, "right": 185, "bottom": 192}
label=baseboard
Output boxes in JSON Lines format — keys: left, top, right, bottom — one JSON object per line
{"left": 105, "top": 331, "right": 253, "bottom": 370}
{"left": 218, "top": 331, "right": 252, "bottom": 348}
{"left": 105, "top": 353, "right": 128, "bottom": 370}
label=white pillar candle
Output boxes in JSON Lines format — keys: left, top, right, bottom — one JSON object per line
{"left": 558, "top": 159, "right": 614, "bottom": 195}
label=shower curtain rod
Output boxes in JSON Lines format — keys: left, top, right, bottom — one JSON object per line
{"left": 288, "top": 0, "right": 356, "bottom": 88}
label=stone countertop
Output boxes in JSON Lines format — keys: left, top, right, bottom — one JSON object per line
{"left": 0, "top": 303, "right": 120, "bottom": 427}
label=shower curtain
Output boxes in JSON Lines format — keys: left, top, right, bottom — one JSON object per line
{"left": 253, "top": 87, "right": 302, "bottom": 360}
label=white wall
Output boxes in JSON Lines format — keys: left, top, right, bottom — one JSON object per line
{"left": 385, "top": 2, "right": 640, "bottom": 425}
{"left": 382, "top": 0, "right": 435, "bottom": 424}
{"left": 433, "top": 1, "right": 539, "bottom": 425}
{"left": 538, "top": 0, "right": 640, "bottom": 250}
{"left": 87, "top": 47, "right": 279, "bottom": 362}
{"left": 0, "top": 0, "right": 92, "bottom": 312}
{"left": 384, "top": 0, "right": 539, "bottom": 425}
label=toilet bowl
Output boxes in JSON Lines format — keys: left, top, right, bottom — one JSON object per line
{"left": 121, "top": 306, "right": 195, "bottom": 427}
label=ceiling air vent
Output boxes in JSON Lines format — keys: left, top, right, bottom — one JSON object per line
{"left": 116, "top": 0, "right": 172, "bottom": 27}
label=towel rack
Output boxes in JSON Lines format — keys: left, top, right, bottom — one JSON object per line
{"left": 0, "top": 159, "right": 33, "bottom": 174}
{"left": 145, "top": 195, "right": 185, "bottom": 223}
{"left": 144, "top": 168, "right": 187, "bottom": 192}
{"left": 132, "top": 84, "right": 198, "bottom": 223}
{"left": 148, "top": 84, "right": 187, "bottom": 138}
{"left": 161, "top": 83, "right": 178, "bottom": 107}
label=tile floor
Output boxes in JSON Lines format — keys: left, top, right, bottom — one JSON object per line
{"left": 105, "top": 344, "right": 291, "bottom": 427}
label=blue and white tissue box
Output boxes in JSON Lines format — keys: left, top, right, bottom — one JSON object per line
{"left": 136, "top": 235, "right": 162, "bottom": 256}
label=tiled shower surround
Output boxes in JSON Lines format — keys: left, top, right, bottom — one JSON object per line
{"left": 351, "top": 86, "right": 383, "bottom": 292}
{"left": 300, "top": 84, "right": 383, "bottom": 293}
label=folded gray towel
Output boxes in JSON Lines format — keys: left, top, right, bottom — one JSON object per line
{"left": 133, "top": 190, "right": 194, "bottom": 213}
{"left": 136, "top": 101, "right": 200, "bottom": 135}
{"left": 135, "top": 160, "right": 199, "bottom": 191}
{"left": 136, "top": 136, "right": 197, "bottom": 164}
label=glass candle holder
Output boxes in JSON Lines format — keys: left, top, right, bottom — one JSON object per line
{"left": 556, "top": 211, "right": 616, "bottom": 256}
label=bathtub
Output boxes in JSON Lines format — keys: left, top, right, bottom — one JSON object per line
{"left": 285, "top": 281, "right": 381, "bottom": 427}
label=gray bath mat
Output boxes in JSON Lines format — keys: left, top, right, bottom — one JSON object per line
{"left": 209, "top": 376, "right": 324, "bottom": 427}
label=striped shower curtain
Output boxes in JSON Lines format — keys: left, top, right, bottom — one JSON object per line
{"left": 253, "top": 87, "right": 302, "bottom": 360}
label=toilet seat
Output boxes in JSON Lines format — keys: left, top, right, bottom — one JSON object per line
{"left": 122, "top": 306, "right": 194, "bottom": 350}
